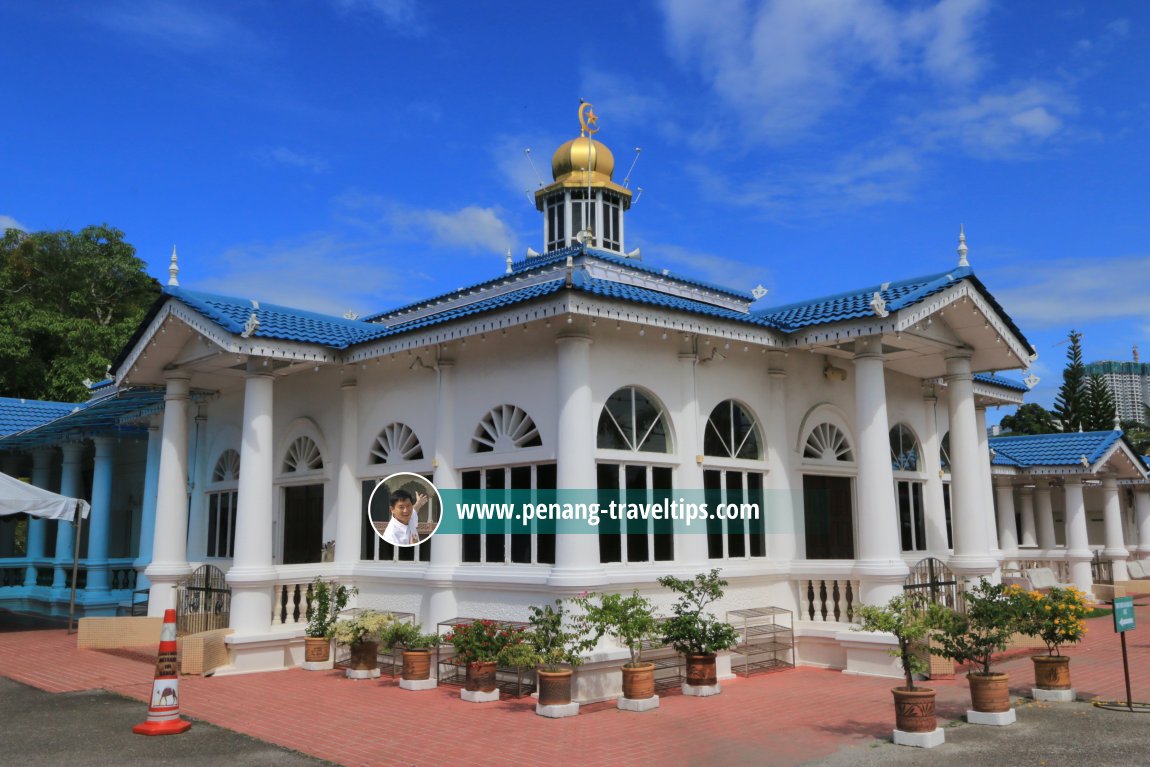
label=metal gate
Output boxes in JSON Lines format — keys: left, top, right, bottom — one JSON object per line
{"left": 903, "top": 557, "right": 965, "bottom": 613}
{"left": 175, "top": 564, "right": 231, "bottom": 636}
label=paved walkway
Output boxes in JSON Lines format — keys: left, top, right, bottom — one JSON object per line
{"left": 2, "top": 604, "right": 1148, "bottom": 767}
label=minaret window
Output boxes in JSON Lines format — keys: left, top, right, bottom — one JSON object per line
{"left": 546, "top": 199, "right": 565, "bottom": 252}
{"left": 602, "top": 196, "right": 621, "bottom": 251}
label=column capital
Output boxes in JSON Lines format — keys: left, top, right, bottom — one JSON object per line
{"left": 60, "top": 442, "right": 86, "bottom": 462}
{"left": 1100, "top": 473, "right": 1119, "bottom": 489}
{"left": 852, "top": 336, "right": 883, "bottom": 360}
{"left": 555, "top": 332, "right": 593, "bottom": 346}
{"left": 341, "top": 377, "right": 358, "bottom": 390}
{"left": 92, "top": 435, "right": 116, "bottom": 455}
{"left": 1019, "top": 485, "right": 1035, "bottom": 497}
{"left": 944, "top": 352, "right": 973, "bottom": 380}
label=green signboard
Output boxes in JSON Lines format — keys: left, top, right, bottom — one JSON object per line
{"left": 1113, "top": 596, "right": 1136, "bottom": 633}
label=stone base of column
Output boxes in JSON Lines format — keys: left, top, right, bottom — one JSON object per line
{"left": 967, "top": 708, "right": 1015, "bottom": 726}
{"left": 617, "top": 695, "right": 659, "bottom": 712}
{"left": 893, "top": 728, "right": 945, "bottom": 748}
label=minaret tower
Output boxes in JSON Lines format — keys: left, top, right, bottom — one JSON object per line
{"left": 535, "top": 102, "right": 633, "bottom": 254}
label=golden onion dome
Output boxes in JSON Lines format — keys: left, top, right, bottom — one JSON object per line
{"left": 551, "top": 135, "right": 615, "bottom": 182}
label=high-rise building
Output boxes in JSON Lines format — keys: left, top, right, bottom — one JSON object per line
{"left": 1086, "top": 347, "right": 1150, "bottom": 424}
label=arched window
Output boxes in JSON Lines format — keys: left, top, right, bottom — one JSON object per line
{"left": 889, "top": 424, "right": 921, "bottom": 471}
{"left": 471, "top": 405, "right": 542, "bottom": 453}
{"left": 940, "top": 432, "right": 952, "bottom": 473}
{"left": 370, "top": 423, "right": 424, "bottom": 464}
{"left": 207, "top": 449, "right": 240, "bottom": 559}
{"left": 704, "top": 400, "right": 762, "bottom": 460}
{"left": 803, "top": 423, "right": 853, "bottom": 462}
{"left": 597, "top": 387, "right": 671, "bottom": 453}
{"left": 282, "top": 436, "right": 323, "bottom": 473}
{"left": 211, "top": 449, "right": 240, "bottom": 483}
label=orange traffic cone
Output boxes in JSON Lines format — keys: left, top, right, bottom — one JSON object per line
{"left": 133, "top": 608, "right": 191, "bottom": 735}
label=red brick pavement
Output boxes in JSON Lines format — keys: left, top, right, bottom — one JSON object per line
{"left": 2, "top": 604, "right": 1149, "bottom": 767}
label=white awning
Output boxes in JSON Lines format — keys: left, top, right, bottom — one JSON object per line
{"left": 0, "top": 471, "right": 90, "bottom": 521}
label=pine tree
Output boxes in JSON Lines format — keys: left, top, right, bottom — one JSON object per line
{"left": 1085, "top": 373, "right": 1117, "bottom": 431}
{"left": 1052, "top": 330, "right": 1086, "bottom": 433}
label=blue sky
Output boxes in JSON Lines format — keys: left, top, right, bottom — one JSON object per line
{"left": 2, "top": 1, "right": 1148, "bottom": 417}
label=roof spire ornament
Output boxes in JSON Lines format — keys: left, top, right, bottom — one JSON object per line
{"left": 505, "top": 249, "right": 513, "bottom": 274}
{"left": 957, "top": 225, "right": 969, "bottom": 267}
{"left": 167, "top": 245, "right": 180, "bottom": 286}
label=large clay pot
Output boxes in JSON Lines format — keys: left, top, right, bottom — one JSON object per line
{"left": 537, "top": 667, "right": 574, "bottom": 706}
{"left": 892, "top": 687, "right": 937, "bottom": 733}
{"left": 968, "top": 672, "right": 1011, "bottom": 713}
{"left": 685, "top": 653, "right": 718, "bottom": 687}
{"left": 402, "top": 649, "right": 432, "bottom": 681}
{"left": 465, "top": 660, "right": 497, "bottom": 692}
{"left": 349, "top": 641, "right": 379, "bottom": 672}
{"left": 304, "top": 637, "right": 330, "bottom": 663}
{"left": 1032, "top": 655, "right": 1071, "bottom": 690}
{"left": 621, "top": 662, "right": 656, "bottom": 700}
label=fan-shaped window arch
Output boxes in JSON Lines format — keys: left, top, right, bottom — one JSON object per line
{"left": 889, "top": 424, "right": 922, "bottom": 472}
{"left": 597, "top": 387, "right": 671, "bottom": 453}
{"left": 803, "top": 423, "right": 853, "bottom": 462}
{"left": 704, "top": 400, "right": 762, "bottom": 460}
{"left": 211, "top": 449, "right": 240, "bottom": 483}
{"left": 471, "top": 405, "right": 542, "bottom": 453}
{"left": 282, "top": 435, "right": 324, "bottom": 473}
{"left": 370, "top": 423, "right": 424, "bottom": 464}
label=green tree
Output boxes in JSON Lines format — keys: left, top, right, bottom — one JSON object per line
{"left": 0, "top": 225, "right": 159, "bottom": 401}
{"left": 1084, "top": 374, "right": 1117, "bottom": 431}
{"left": 999, "top": 403, "right": 1059, "bottom": 435}
{"left": 1052, "top": 330, "right": 1086, "bottom": 433}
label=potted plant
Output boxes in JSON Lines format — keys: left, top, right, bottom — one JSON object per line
{"left": 384, "top": 621, "right": 440, "bottom": 686}
{"left": 931, "top": 578, "right": 1022, "bottom": 720}
{"left": 573, "top": 589, "right": 661, "bottom": 708}
{"left": 656, "top": 569, "right": 739, "bottom": 694}
{"left": 443, "top": 619, "right": 522, "bottom": 698}
{"left": 855, "top": 594, "right": 941, "bottom": 736}
{"left": 527, "top": 599, "right": 594, "bottom": 710}
{"left": 304, "top": 578, "right": 355, "bottom": 666}
{"left": 1014, "top": 585, "right": 1091, "bottom": 695}
{"left": 331, "top": 610, "right": 393, "bottom": 679}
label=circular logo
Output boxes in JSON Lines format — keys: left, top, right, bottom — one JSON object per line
{"left": 367, "top": 472, "right": 443, "bottom": 547}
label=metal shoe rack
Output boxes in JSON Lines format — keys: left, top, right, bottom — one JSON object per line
{"left": 435, "top": 616, "right": 536, "bottom": 698}
{"left": 727, "top": 606, "right": 794, "bottom": 676}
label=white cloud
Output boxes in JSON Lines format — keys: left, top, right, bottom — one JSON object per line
{"left": 0, "top": 215, "right": 27, "bottom": 232}
{"left": 639, "top": 242, "right": 770, "bottom": 296}
{"left": 255, "top": 146, "right": 329, "bottom": 173}
{"left": 336, "top": 192, "right": 518, "bottom": 255}
{"left": 193, "top": 233, "right": 399, "bottom": 316}
{"left": 329, "top": 0, "right": 424, "bottom": 35}
{"left": 989, "top": 255, "right": 1150, "bottom": 327}
{"left": 95, "top": 1, "right": 258, "bottom": 53}
{"left": 658, "top": 0, "right": 990, "bottom": 141}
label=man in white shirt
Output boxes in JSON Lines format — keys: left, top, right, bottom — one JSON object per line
{"left": 382, "top": 488, "right": 428, "bottom": 546}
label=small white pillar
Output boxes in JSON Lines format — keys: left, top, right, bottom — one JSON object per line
{"left": 676, "top": 348, "right": 709, "bottom": 565}
{"left": 1136, "top": 489, "right": 1150, "bottom": 560}
{"left": 146, "top": 372, "right": 193, "bottom": 615}
{"left": 994, "top": 479, "right": 1018, "bottom": 560}
{"left": 852, "top": 338, "right": 907, "bottom": 604}
{"left": 134, "top": 417, "right": 163, "bottom": 589}
{"left": 945, "top": 353, "right": 996, "bottom": 579}
{"left": 334, "top": 378, "right": 361, "bottom": 566}
{"left": 1018, "top": 486, "right": 1038, "bottom": 548}
{"left": 1035, "top": 478, "right": 1057, "bottom": 551}
{"left": 1101, "top": 475, "right": 1129, "bottom": 581}
{"left": 1062, "top": 478, "right": 1093, "bottom": 593}
{"left": 427, "top": 358, "right": 460, "bottom": 624}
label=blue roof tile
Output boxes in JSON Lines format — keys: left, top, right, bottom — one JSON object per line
{"left": 973, "top": 372, "right": 1029, "bottom": 392}
{"left": 0, "top": 398, "right": 79, "bottom": 437}
{"left": 571, "top": 273, "right": 775, "bottom": 326}
{"left": 988, "top": 431, "right": 1122, "bottom": 468}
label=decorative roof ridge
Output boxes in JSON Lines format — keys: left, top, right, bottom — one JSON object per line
{"left": 755, "top": 267, "right": 969, "bottom": 318}
{"left": 972, "top": 372, "right": 1030, "bottom": 392}
{"left": 988, "top": 430, "right": 1121, "bottom": 442}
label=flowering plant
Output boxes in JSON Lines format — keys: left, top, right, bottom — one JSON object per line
{"left": 931, "top": 578, "right": 1023, "bottom": 675}
{"left": 527, "top": 599, "right": 595, "bottom": 670}
{"left": 1013, "top": 585, "right": 1092, "bottom": 656}
{"left": 331, "top": 610, "right": 393, "bottom": 647}
{"left": 444, "top": 620, "right": 523, "bottom": 664}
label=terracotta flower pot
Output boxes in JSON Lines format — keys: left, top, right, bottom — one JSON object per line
{"left": 304, "top": 637, "right": 330, "bottom": 663}
{"left": 685, "top": 653, "right": 718, "bottom": 687}
{"left": 621, "top": 662, "right": 656, "bottom": 700}
{"left": 892, "top": 687, "right": 937, "bottom": 733}
{"left": 465, "top": 660, "right": 497, "bottom": 692}
{"left": 968, "top": 672, "right": 1011, "bottom": 713}
{"left": 1032, "top": 655, "right": 1071, "bottom": 690}
{"left": 349, "top": 641, "right": 379, "bottom": 671}
{"left": 402, "top": 649, "right": 432, "bottom": 681}
{"left": 537, "top": 667, "right": 574, "bottom": 706}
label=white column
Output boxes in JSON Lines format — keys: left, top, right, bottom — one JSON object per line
{"left": 677, "top": 348, "right": 709, "bottom": 566}
{"left": 133, "top": 418, "right": 163, "bottom": 589}
{"left": 1035, "top": 478, "right": 1057, "bottom": 551}
{"left": 1018, "top": 485, "right": 1037, "bottom": 548}
{"left": 227, "top": 364, "right": 277, "bottom": 634}
{"left": 1136, "top": 489, "right": 1150, "bottom": 560}
{"left": 334, "top": 378, "right": 361, "bottom": 566}
{"left": 851, "top": 338, "right": 907, "bottom": 605}
{"left": 549, "top": 333, "right": 604, "bottom": 588}
{"left": 994, "top": 479, "right": 1018, "bottom": 563}
{"left": 920, "top": 390, "right": 949, "bottom": 553}
{"left": 944, "top": 353, "right": 996, "bottom": 578}
{"left": 1101, "top": 474, "right": 1129, "bottom": 581}
{"left": 24, "top": 448, "right": 55, "bottom": 587}
{"left": 1062, "top": 478, "right": 1093, "bottom": 593}
{"left": 764, "top": 354, "right": 796, "bottom": 563}
{"left": 53, "top": 443, "right": 86, "bottom": 591}
{"left": 84, "top": 436, "right": 116, "bottom": 595}
{"left": 145, "top": 372, "right": 193, "bottom": 615}
{"left": 427, "top": 358, "right": 460, "bottom": 625}
{"left": 976, "top": 408, "right": 1001, "bottom": 569}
